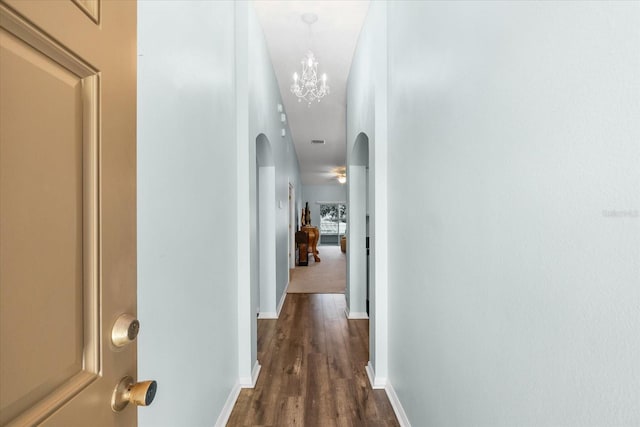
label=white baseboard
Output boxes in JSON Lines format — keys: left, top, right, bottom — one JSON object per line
{"left": 365, "top": 361, "right": 386, "bottom": 389}
{"left": 258, "top": 312, "right": 277, "bottom": 319}
{"left": 214, "top": 381, "right": 241, "bottom": 427}
{"left": 344, "top": 307, "right": 369, "bottom": 320}
{"left": 260, "top": 282, "right": 289, "bottom": 319}
{"left": 240, "top": 361, "right": 261, "bottom": 388}
{"left": 277, "top": 281, "right": 289, "bottom": 316}
{"left": 365, "top": 362, "right": 410, "bottom": 426}
{"left": 385, "top": 380, "right": 411, "bottom": 427}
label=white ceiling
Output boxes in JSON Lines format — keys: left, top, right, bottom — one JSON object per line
{"left": 254, "top": 1, "right": 370, "bottom": 185}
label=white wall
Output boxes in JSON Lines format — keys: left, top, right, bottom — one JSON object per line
{"left": 137, "top": 2, "right": 238, "bottom": 426}
{"left": 301, "top": 184, "right": 347, "bottom": 228}
{"left": 138, "top": 2, "right": 301, "bottom": 423}
{"left": 386, "top": 2, "right": 640, "bottom": 426}
{"left": 346, "top": 1, "right": 388, "bottom": 383}
{"left": 247, "top": 5, "right": 302, "bottom": 321}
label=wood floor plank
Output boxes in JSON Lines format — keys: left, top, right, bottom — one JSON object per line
{"left": 303, "top": 353, "right": 337, "bottom": 427}
{"left": 273, "top": 396, "right": 304, "bottom": 427}
{"left": 228, "top": 294, "right": 398, "bottom": 426}
{"left": 322, "top": 296, "right": 352, "bottom": 381}
{"left": 226, "top": 389, "right": 253, "bottom": 426}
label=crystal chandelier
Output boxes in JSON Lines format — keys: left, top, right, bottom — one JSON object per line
{"left": 291, "top": 51, "right": 329, "bottom": 105}
{"left": 291, "top": 13, "right": 329, "bottom": 106}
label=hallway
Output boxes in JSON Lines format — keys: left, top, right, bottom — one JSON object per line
{"left": 228, "top": 294, "right": 397, "bottom": 426}
{"left": 1, "top": 0, "right": 639, "bottom": 425}
{"left": 132, "top": 2, "right": 639, "bottom": 426}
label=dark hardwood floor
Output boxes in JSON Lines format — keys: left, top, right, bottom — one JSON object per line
{"left": 227, "top": 293, "right": 399, "bottom": 426}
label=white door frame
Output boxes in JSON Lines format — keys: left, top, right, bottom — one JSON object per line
{"left": 289, "top": 182, "right": 295, "bottom": 269}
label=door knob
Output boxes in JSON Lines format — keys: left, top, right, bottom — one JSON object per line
{"left": 111, "top": 376, "right": 157, "bottom": 412}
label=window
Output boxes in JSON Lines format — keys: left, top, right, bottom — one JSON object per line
{"left": 319, "top": 203, "right": 346, "bottom": 245}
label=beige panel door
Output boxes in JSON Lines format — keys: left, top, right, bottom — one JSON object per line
{"left": 0, "top": 0, "right": 140, "bottom": 426}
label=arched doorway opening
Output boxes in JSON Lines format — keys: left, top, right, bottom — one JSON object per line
{"left": 256, "top": 134, "right": 277, "bottom": 318}
{"left": 346, "top": 132, "right": 369, "bottom": 319}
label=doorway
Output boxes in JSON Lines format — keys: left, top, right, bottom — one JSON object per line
{"left": 346, "top": 132, "right": 369, "bottom": 319}
{"left": 289, "top": 183, "right": 295, "bottom": 273}
{"left": 256, "top": 134, "right": 277, "bottom": 318}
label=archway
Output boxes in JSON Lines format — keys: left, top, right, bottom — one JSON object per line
{"left": 346, "top": 132, "right": 369, "bottom": 319}
{"left": 256, "top": 134, "right": 277, "bottom": 318}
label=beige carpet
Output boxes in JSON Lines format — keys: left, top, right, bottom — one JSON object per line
{"left": 287, "top": 245, "right": 346, "bottom": 294}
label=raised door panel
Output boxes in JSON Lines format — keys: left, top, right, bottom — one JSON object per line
{"left": 0, "top": 8, "right": 100, "bottom": 426}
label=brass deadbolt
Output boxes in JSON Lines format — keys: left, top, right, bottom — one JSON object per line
{"left": 111, "top": 376, "right": 157, "bottom": 412}
{"left": 111, "top": 313, "right": 140, "bottom": 347}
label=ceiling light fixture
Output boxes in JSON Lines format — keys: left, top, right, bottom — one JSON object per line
{"left": 291, "top": 13, "right": 329, "bottom": 106}
{"left": 337, "top": 174, "right": 346, "bottom": 184}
